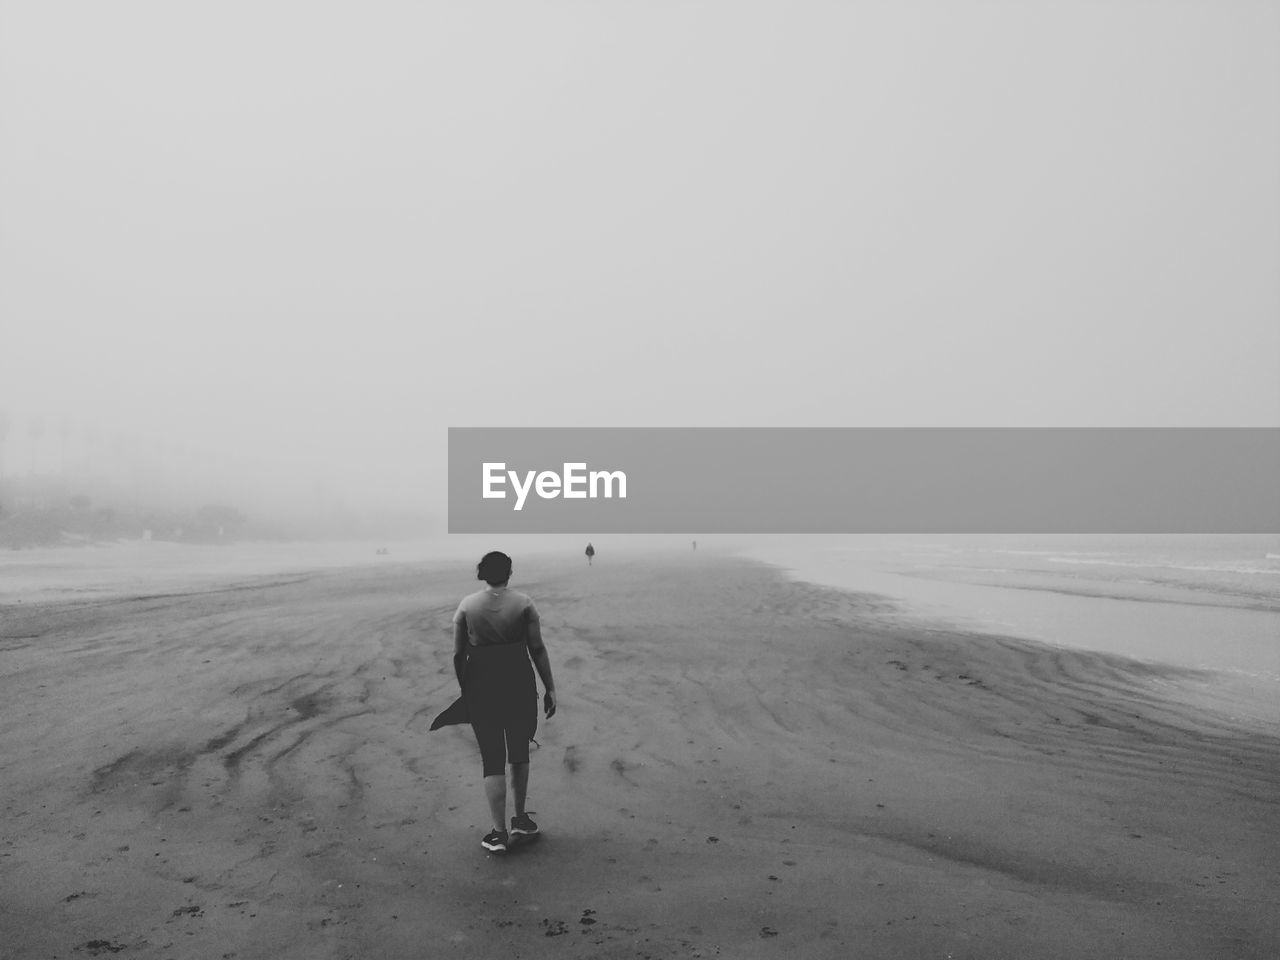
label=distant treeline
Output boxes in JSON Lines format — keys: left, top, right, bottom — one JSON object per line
{"left": 0, "top": 477, "right": 435, "bottom": 548}
{"left": 0, "top": 495, "right": 259, "bottom": 548}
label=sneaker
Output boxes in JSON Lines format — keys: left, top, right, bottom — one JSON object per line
{"left": 510, "top": 812, "right": 539, "bottom": 838}
{"left": 481, "top": 828, "right": 508, "bottom": 853}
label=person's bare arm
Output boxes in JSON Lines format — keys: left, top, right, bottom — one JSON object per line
{"left": 453, "top": 618, "right": 468, "bottom": 687}
{"left": 527, "top": 619, "right": 556, "bottom": 717}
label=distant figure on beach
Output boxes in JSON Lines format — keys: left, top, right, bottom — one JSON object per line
{"left": 692, "top": 540, "right": 697, "bottom": 551}
{"left": 585, "top": 542, "right": 595, "bottom": 565}
{"left": 442, "top": 552, "right": 557, "bottom": 854}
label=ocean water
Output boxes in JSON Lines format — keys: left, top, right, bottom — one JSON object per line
{"left": 741, "top": 535, "right": 1280, "bottom": 687}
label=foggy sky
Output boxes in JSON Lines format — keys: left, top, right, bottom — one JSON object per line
{"left": 2, "top": 1, "right": 1277, "bottom": 519}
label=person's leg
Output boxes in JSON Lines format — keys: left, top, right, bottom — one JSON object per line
{"left": 510, "top": 761, "right": 529, "bottom": 816}
{"left": 506, "top": 715, "right": 538, "bottom": 835}
{"left": 473, "top": 720, "right": 508, "bottom": 833}
{"left": 484, "top": 774, "right": 506, "bottom": 832}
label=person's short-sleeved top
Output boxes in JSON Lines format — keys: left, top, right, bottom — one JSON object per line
{"left": 453, "top": 586, "right": 540, "bottom": 647}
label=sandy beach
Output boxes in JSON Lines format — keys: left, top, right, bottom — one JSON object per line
{"left": 2, "top": 551, "right": 1277, "bottom": 959}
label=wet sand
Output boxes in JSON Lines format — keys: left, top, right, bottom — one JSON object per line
{"left": 2, "top": 553, "right": 1277, "bottom": 959}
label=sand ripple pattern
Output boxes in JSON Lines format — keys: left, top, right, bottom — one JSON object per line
{"left": 2, "top": 555, "right": 1277, "bottom": 959}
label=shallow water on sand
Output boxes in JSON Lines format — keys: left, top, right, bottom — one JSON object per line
{"left": 742, "top": 535, "right": 1280, "bottom": 724}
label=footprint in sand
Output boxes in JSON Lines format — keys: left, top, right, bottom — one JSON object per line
{"left": 78, "top": 940, "right": 127, "bottom": 955}
{"left": 563, "top": 745, "right": 581, "bottom": 773}
{"left": 542, "top": 919, "right": 569, "bottom": 937}
{"left": 610, "top": 758, "right": 637, "bottom": 783}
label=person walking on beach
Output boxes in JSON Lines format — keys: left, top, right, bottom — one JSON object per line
{"left": 585, "top": 542, "right": 595, "bottom": 565}
{"left": 442, "top": 551, "right": 557, "bottom": 854}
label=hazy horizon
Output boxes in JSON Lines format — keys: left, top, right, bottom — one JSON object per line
{"left": 3, "top": 2, "right": 1277, "bottom": 527}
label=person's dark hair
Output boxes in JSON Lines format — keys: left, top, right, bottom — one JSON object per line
{"left": 477, "top": 551, "right": 512, "bottom": 586}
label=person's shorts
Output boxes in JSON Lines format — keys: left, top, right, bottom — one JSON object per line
{"left": 471, "top": 698, "right": 537, "bottom": 776}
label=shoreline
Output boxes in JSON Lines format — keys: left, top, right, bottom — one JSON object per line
{"left": 2, "top": 553, "right": 1277, "bottom": 958}
{"left": 743, "top": 542, "right": 1280, "bottom": 688}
